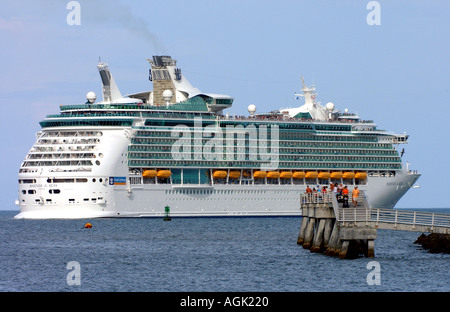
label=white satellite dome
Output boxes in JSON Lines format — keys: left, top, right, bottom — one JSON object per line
{"left": 325, "top": 102, "right": 335, "bottom": 111}
{"left": 248, "top": 104, "right": 256, "bottom": 116}
{"left": 162, "top": 89, "right": 173, "bottom": 102}
{"left": 86, "top": 91, "right": 97, "bottom": 103}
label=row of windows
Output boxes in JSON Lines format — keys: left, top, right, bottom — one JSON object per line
{"left": 128, "top": 141, "right": 394, "bottom": 152}
{"left": 128, "top": 146, "right": 398, "bottom": 157}
{"left": 30, "top": 145, "right": 96, "bottom": 153}
{"left": 41, "top": 131, "right": 103, "bottom": 138}
{"left": 26, "top": 153, "right": 96, "bottom": 160}
{"left": 36, "top": 138, "right": 100, "bottom": 145}
{"left": 128, "top": 152, "right": 400, "bottom": 163}
{"left": 29, "top": 197, "right": 104, "bottom": 205}
{"left": 46, "top": 178, "right": 88, "bottom": 183}
{"left": 131, "top": 133, "right": 378, "bottom": 144}
{"left": 130, "top": 137, "right": 390, "bottom": 149}
{"left": 128, "top": 160, "right": 402, "bottom": 170}
{"left": 40, "top": 119, "right": 133, "bottom": 128}
{"left": 22, "top": 160, "right": 93, "bottom": 167}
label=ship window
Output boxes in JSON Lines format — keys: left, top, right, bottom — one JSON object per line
{"left": 20, "top": 179, "right": 36, "bottom": 184}
{"left": 28, "top": 190, "right": 36, "bottom": 194}
{"left": 22, "top": 190, "right": 26, "bottom": 194}
{"left": 53, "top": 178, "right": 75, "bottom": 183}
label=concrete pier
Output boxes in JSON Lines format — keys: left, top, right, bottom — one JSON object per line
{"left": 297, "top": 199, "right": 377, "bottom": 259}
{"left": 298, "top": 193, "right": 377, "bottom": 259}
{"left": 297, "top": 191, "right": 450, "bottom": 259}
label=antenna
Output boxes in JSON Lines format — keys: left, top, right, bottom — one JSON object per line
{"left": 301, "top": 75, "right": 306, "bottom": 90}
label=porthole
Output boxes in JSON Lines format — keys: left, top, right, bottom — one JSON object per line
{"left": 96, "top": 160, "right": 101, "bottom": 166}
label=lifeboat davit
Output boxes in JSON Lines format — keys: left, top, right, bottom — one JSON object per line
{"left": 228, "top": 171, "right": 241, "bottom": 179}
{"left": 253, "top": 171, "right": 267, "bottom": 179}
{"left": 142, "top": 169, "right": 157, "bottom": 178}
{"left": 293, "top": 171, "right": 305, "bottom": 179}
{"left": 343, "top": 172, "right": 355, "bottom": 179}
{"left": 213, "top": 170, "right": 227, "bottom": 179}
{"left": 157, "top": 170, "right": 172, "bottom": 178}
{"left": 305, "top": 171, "right": 318, "bottom": 179}
{"left": 267, "top": 171, "right": 280, "bottom": 179}
{"left": 355, "top": 172, "right": 367, "bottom": 179}
{"left": 318, "top": 172, "right": 330, "bottom": 179}
{"left": 280, "top": 171, "right": 293, "bottom": 179}
{"left": 330, "top": 172, "right": 343, "bottom": 179}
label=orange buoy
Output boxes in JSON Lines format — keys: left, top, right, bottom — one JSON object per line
{"left": 84, "top": 222, "right": 92, "bottom": 229}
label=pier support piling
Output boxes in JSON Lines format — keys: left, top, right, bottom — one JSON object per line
{"left": 303, "top": 217, "right": 315, "bottom": 249}
{"left": 298, "top": 194, "right": 377, "bottom": 259}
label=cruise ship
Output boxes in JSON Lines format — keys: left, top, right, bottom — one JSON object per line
{"left": 15, "top": 55, "right": 421, "bottom": 219}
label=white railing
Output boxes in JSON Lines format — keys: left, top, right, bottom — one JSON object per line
{"left": 337, "top": 207, "right": 450, "bottom": 230}
{"left": 300, "top": 193, "right": 450, "bottom": 231}
{"left": 300, "top": 193, "right": 335, "bottom": 205}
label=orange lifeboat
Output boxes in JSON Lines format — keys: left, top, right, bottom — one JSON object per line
{"left": 228, "top": 171, "right": 241, "bottom": 179}
{"left": 280, "top": 171, "right": 293, "bottom": 179}
{"left": 293, "top": 171, "right": 305, "bottom": 179}
{"left": 267, "top": 171, "right": 280, "bottom": 179}
{"left": 305, "top": 171, "right": 318, "bottom": 179}
{"left": 142, "top": 169, "right": 157, "bottom": 178}
{"left": 157, "top": 170, "right": 172, "bottom": 178}
{"left": 355, "top": 172, "right": 367, "bottom": 180}
{"left": 343, "top": 172, "right": 355, "bottom": 179}
{"left": 318, "top": 172, "right": 330, "bottom": 179}
{"left": 213, "top": 170, "right": 227, "bottom": 179}
{"left": 330, "top": 172, "right": 343, "bottom": 179}
{"left": 253, "top": 171, "right": 267, "bottom": 179}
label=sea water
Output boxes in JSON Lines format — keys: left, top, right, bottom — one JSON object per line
{"left": 0, "top": 209, "right": 448, "bottom": 292}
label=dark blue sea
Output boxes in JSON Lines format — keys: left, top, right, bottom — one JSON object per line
{"left": 0, "top": 209, "right": 448, "bottom": 295}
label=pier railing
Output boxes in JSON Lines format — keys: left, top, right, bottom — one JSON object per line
{"left": 300, "top": 193, "right": 450, "bottom": 234}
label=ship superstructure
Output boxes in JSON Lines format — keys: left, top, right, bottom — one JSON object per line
{"left": 15, "top": 56, "right": 420, "bottom": 219}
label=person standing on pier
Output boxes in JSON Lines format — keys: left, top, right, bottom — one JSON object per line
{"left": 352, "top": 186, "right": 360, "bottom": 207}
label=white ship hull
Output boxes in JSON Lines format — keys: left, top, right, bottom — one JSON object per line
{"left": 15, "top": 126, "right": 420, "bottom": 220}
{"left": 14, "top": 176, "right": 420, "bottom": 219}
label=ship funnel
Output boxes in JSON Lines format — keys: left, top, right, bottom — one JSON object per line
{"left": 97, "top": 62, "right": 122, "bottom": 103}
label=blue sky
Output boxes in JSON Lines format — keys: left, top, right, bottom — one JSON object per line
{"left": 1, "top": 0, "right": 449, "bottom": 210}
